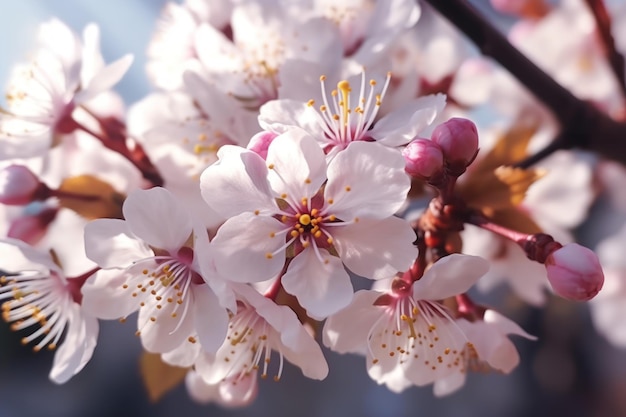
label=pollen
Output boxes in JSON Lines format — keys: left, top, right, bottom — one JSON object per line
{"left": 299, "top": 214, "right": 312, "bottom": 226}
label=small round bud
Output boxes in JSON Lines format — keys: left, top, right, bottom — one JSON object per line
{"left": 545, "top": 243, "right": 604, "bottom": 301}
{"left": 247, "top": 131, "right": 278, "bottom": 160}
{"left": 0, "top": 165, "right": 47, "bottom": 205}
{"left": 402, "top": 138, "right": 444, "bottom": 180}
{"left": 431, "top": 118, "right": 479, "bottom": 173}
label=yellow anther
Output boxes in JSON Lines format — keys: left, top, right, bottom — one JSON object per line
{"left": 314, "top": 230, "right": 322, "bottom": 238}
{"left": 320, "top": 75, "right": 327, "bottom": 81}
{"left": 305, "top": 178, "right": 311, "bottom": 184}
{"left": 327, "top": 237, "right": 333, "bottom": 244}
{"left": 370, "top": 79, "right": 376, "bottom": 86}
{"left": 268, "top": 163, "right": 275, "bottom": 169}
{"left": 290, "top": 230, "right": 299, "bottom": 238}
{"left": 338, "top": 80, "right": 351, "bottom": 93}
{"left": 320, "top": 105, "right": 327, "bottom": 112}
{"left": 345, "top": 186, "right": 351, "bottom": 192}
{"left": 266, "top": 253, "right": 273, "bottom": 259}
{"left": 299, "top": 214, "right": 312, "bottom": 226}
{"left": 269, "top": 232, "right": 276, "bottom": 238}
{"left": 307, "top": 99, "right": 315, "bottom": 107}
{"left": 311, "top": 208, "right": 319, "bottom": 216}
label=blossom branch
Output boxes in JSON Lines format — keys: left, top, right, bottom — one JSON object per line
{"left": 584, "top": 0, "right": 626, "bottom": 97}
{"left": 423, "top": 0, "right": 626, "bottom": 165}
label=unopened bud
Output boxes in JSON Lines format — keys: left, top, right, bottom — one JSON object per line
{"left": 0, "top": 165, "right": 47, "bottom": 205}
{"left": 431, "top": 118, "right": 479, "bottom": 174}
{"left": 7, "top": 206, "right": 58, "bottom": 245}
{"left": 545, "top": 243, "right": 604, "bottom": 301}
{"left": 402, "top": 138, "right": 444, "bottom": 181}
{"left": 247, "top": 131, "right": 278, "bottom": 160}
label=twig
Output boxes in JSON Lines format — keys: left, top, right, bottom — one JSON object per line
{"left": 584, "top": 0, "right": 626, "bottom": 98}
{"left": 423, "top": 0, "right": 626, "bottom": 165}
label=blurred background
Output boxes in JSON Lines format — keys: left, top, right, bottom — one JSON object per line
{"left": 1, "top": 1, "right": 626, "bottom": 416}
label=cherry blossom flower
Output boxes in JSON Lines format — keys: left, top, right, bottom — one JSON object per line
{"left": 200, "top": 129, "right": 415, "bottom": 318}
{"left": 82, "top": 187, "right": 233, "bottom": 356}
{"left": 194, "top": 283, "right": 328, "bottom": 384}
{"left": 0, "top": 238, "right": 99, "bottom": 384}
{"left": 259, "top": 71, "right": 446, "bottom": 158}
{"left": 323, "top": 254, "right": 490, "bottom": 392}
{"left": 0, "top": 19, "right": 133, "bottom": 159}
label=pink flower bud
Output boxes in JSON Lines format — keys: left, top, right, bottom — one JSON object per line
{"left": 7, "top": 207, "right": 58, "bottom": 245}
{"left": 431, "top": 118, "right": 479, "bottom": 173}
{"left": 402, "top": 138, "right": 444, "bottom": 180}
{"left": 247, "top": 131, "right": 278, "bottom": 160}
{"left": 0, "top": 165, "right": 47, "bottom": 205}
{"left": 545, "top": 243, "right": 604, "bottom": 301}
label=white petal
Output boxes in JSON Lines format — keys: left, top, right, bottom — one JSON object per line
{"left": 484, "top": 309, "right": 537, "bottom": 340}
{"left": 324, "top": 141, "right": 409, "bottom": 219}
{"left": 185, "top": 370, "right": 221, "bottom": 404}
{"left": 123, "top": 187, "right": 193, "bottom": 252}
{"left": 282, "top": 247, "right": 353, "bottom": 319}
{"left": 84, "top": 219, "right": 152, "bottom": 268}
{"left": 76, "top": 54, "right": 134, "bottom": 103}
{"left": 162, "top": 339, "right": 202, "bottom": 368}
{"left": 0, "top": 238, "right": 58, "bottom": 275}
{"left": 138, "top": 298, "right": 196, "bottom": 353}
{"left": 200, "top": 145, "right": 276, "bottom": 218}
{"left": 412, "top": 254, "right": 490, "bottom": 300}
{"left": 80, "top": 269, "right": 140, "bottom": 319}
{"left": 433, "top": 371, "right": 466, "bottom": 397}
{"left": 192, "top": 284, "right": 229, "bottom": 354}
{"left": 371, "top": 94, "right": 447, "bottom": 147}
{"left": 333, "top": 217, "right": 417, "bottom": 280}
{"left": 211, "top": 213, "right": 286, "bottom": 283}
{"left": 259, "top": 99, "right": 326, "bottom": 138}
{"left": 323, "top": 290, "right": 383, "bottom": 354}
{"left": 266, "top": 130, "right": 327, "bottom": 199}
{"left": 50, "top": 306, "right": 99, "bottom": 384}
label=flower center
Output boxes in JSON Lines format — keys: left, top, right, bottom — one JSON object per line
{"left": 309, "top": 71, "right": 391, "bottom": 151}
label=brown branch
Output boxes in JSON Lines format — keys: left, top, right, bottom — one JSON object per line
{"left": 423, "top": 0, "right": 626, "bottom": 166}
{"left": 584, "top": 0, "right": 626, "bottom": 98}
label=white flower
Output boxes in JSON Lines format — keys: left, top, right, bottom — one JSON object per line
{"left": 259, "top": 71, "right": 446, "bottom": 158}
{"left": 0, "top": 238, "right": 98, "bottom": 383}
{"left": 0, "top": 19, "right": 132, "bottom": 159}
{"left": 194, "top": 283, "right": 328, "bottom": 384}
{"left": 82, "top": 187, "right": 233, "bottom": 355}
{"left": 200, "top": 129, "right": 415, "bottom": 318}
{"left": 323, "top": 254, "right": 489, "bottom": 392}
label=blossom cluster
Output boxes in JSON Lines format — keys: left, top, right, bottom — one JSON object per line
{"left": 0, "top": 0, "right": 621, "bottom": 408}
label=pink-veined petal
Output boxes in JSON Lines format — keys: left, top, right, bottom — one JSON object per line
{"left": 266, "top": 129, "right": 327, "bottom": 199}
{"left": 282, "top": 247, "right": 353, "bottom": 319}
{"left": 122, "top": 187, "right": 193, "bottom": 252}
{"left": 200, "top": 145, "right": 276, "bottom": 218}
{"left": 192, "top": 283, "right": 229, "bottom": 354}
{"left": 412, "top": 254, "right": 489, "bottom": 301}
{"left": 211, "top": 213, "right": 286, "bottom": 283}
{"left": 323, "top": 290, "right": 383, "bottom": 354}
{"left": 49, "top": 306, "right": 99, "bottom": 384}
{"left": 371, "top": 94, "right": 447, "bottom": 147}
{"left": 324, "top": 141, "right": 409, "bottom": 219}
{"left": 84, "top": 219, "right": 152, "bottom": 268}
{"left": 333, "top": 217, "right": 416, "bottom": 280}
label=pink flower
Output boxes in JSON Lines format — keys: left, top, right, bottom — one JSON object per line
{"left": 323, "top": 254, "right": 489, "bottom": 392}
{"left": 83, "top": 187, "right": 234, "bottom": 357}
{"left": 200, "top": 130, "right": 415, "bottom": 318}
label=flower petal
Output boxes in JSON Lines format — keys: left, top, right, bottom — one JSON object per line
{"left": 323, "top": 290, "right": 383, "bottom": 354}
{"left": 84, "top": 219, "right": 152, "bottom": 268}
{"left": 412, "top": 254, "right": 489, "bottom": 300}
{"left": 333, "top": 217, "right": 417, "bottom": 280}
{"left": 259, "top": 99, "right": 326, "bottom": 138}
{"left": 211, "top": 213, "right": 286, "bottom": 283}
{"left": 324, "top": 141, "right": 409, "bottom": 219}
{"left": 193, "top": 283, "right": 229, "bottom": 354}
{"left": 282, "top": 247, "right": 353, "bottom": 319}
{"left": 200, "top": 145, "right": 276, "bottom": 218}
{"left": 123, "top": 187, "right": 193, "bottom": 252}
{"left": 266, "top": 129, "right": 327, "bottom": 200}
{"left": 371, "top": 94, "right": 447, "bottom": 147}
{"left": 49, "top": 306, "right": 99, "bottom": 384}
